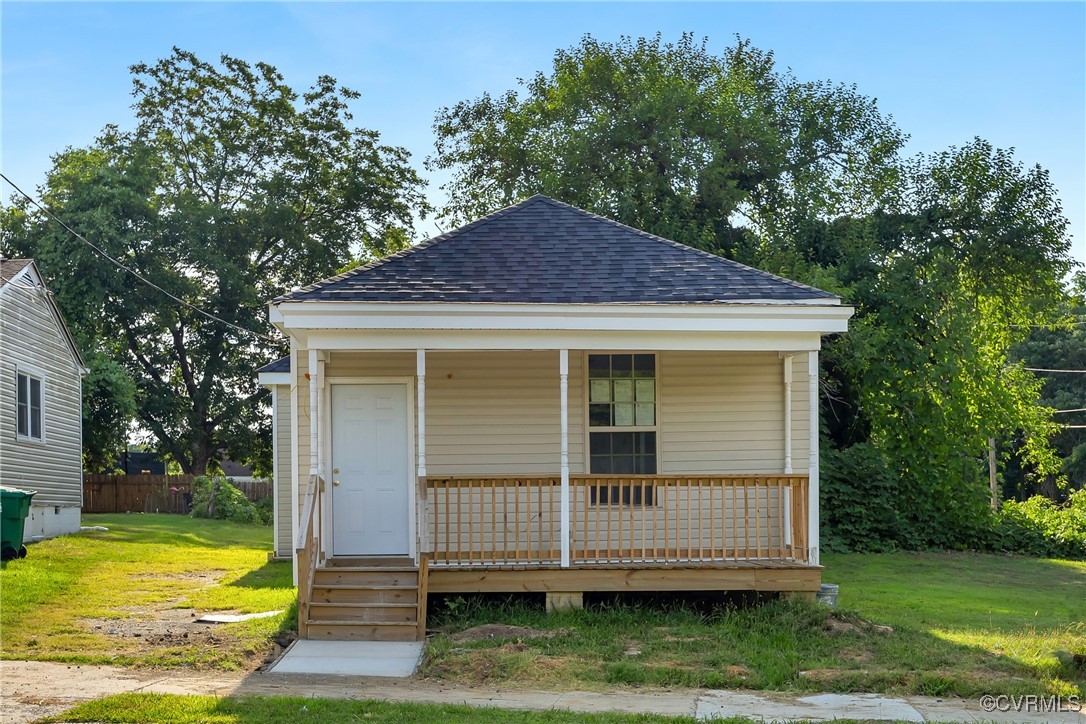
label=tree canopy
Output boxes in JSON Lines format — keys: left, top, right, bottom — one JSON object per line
{"left": 3, "top": 48, "right": 428, "bottom": 474}
{"left": 430, "top": 33, "right": 905, "bottom": 259}
{"left": 431, "top": 33, "right": 1077, "bottom": 550}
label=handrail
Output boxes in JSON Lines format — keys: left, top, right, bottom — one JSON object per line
{"left": 295, "top": 475, "right": 321, "bottom": 638}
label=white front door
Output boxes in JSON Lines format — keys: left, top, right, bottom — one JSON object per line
{"left": 330, "top": 383, "right": 411, "bottom": 555}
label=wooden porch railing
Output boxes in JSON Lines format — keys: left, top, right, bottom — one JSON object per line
{"left": 426, "top": 474, "right": 809, "bottom": 567}
{"left": 295, "top": 475, "right": 323, "bottom": 638}
{"left": 427, "top": 476, "right": 561, "bottom": 565}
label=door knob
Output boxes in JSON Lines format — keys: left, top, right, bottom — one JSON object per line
{"left": 333, "top": 480, "right": 341, "bottom": 487}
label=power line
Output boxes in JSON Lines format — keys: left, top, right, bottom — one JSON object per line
{"left": 1053, "top": 408, "right": 1086, "bottom": 414}
{"left": 1025, "top": 368, "right": 1086, "bottom": 374}
{"left": 1, "top": 173, "right": 277, "bottom": 343}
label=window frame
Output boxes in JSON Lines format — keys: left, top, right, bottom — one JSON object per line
{"left": 15, "top": 366, "right": 46, "bottom": 443}
{"left": 582, "top": 352, "right": 660, "bottom": 502}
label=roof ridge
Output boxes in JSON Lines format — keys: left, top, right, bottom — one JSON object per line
{"left": 273, "top": 196, "right": 550, "bottom": 302}
{"left": 532, "top": 196, "right": 832, "bottom": 298}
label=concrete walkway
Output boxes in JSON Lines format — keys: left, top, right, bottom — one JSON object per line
{"left": 2, "top": 660, "right": 1083, "bottom": 723}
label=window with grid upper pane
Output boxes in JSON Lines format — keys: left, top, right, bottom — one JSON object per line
{"left": 587, "top": 354, "right": 657, "bottom": 482}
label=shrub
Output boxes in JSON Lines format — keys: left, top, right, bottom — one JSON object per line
{"left": 990, "top": 489, "right": 1086, "bottom": 559}
{"left": 821, "top": 444, "right": 901, "bottom": 552}
{"left": 190, "top": 476, "right": 269, "bottom": 526}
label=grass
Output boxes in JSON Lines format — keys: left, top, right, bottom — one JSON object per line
{"left": 0, "top": 513, "right": 295, "bottom": 670}
{"left": 41, "top": 693, "right": 711, "bottom": 724}
{"left": 421, "top": 552, "right": 1086, "bottom": 698}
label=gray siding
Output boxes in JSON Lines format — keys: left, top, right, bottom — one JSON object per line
{"left": 0, "top": 278, "right": 83, "bottom": 505}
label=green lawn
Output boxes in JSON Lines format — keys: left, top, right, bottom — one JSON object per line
{"left": 0, "top": 514, "right": 294, "bottom": 670}
{"left": 421, "top": 552, "right": 1086, "bottom": 698}
{"left": 42, "top": 693, "right": 708, "bottom": 724}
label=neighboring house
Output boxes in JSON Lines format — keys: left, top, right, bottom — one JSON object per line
{"left": 262, "top": 196, "right": 853, "bottom": 642}
{"left": 115, "top": 450, "right": 166, "bottom": 475}
{"left": 0, "top": 259, "right": 87, "bottom": 540}
{"left": 218, "top": 458, "right": 266, "bottom": 483}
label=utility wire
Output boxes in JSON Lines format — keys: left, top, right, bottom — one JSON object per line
{"left": 1025, "top": 368, "right": 1086, "bottom": 374}
{"left": 1, "top": 173, "right": 277, "bottom": 343}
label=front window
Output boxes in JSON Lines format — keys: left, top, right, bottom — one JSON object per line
{"left": 16, "top": 371, "right": 43, "bottom": 441}
{"left": 587, "top": 354, "right": 657, "bottom": 504}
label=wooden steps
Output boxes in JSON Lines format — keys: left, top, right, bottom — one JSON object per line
{"left": 301, "top": 557, "right": 427, "bottom": 641}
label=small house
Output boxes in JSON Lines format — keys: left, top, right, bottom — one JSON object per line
{"left": 0, "top": 259, "right": 86, "bottom": 540}
{"left": 261, "top": 196, "right": 852, "bottom": 641}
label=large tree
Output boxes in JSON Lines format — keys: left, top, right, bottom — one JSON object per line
{"left": 3, "top": 49, "right": 428, "bottom": 474}
{"left": 429, "top": 33, "right": 904, "bottom": 258}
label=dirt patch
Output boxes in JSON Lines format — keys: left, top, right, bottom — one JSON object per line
{"left": 825, "top": 617, "right": 863, "bottom": 636}
{"left": 662, "top": 635, "right": 705, "bottom": 643}
{"left": 449, "top": 624, "right": 571, "bottom": 643}
{"left": 83, "top": 608, "right": 227, "bottom": 648}
{"left": 722, "top": 664, "right": 750, "bottom": 679}
{"left": 129, "top": 570, "right": 225, "bottom": 584}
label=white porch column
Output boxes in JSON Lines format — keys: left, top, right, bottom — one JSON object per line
{"left": 416, "top": 350, "right": 427, "bottom": 478}
{"left": 308, "top": 349, "right": 319, "bottom": 483}
{"left": 416, "top": 349, "right": 429, "bottom": 557}
{"left": 782, "top": 354, "right": 794, "bottom": 474}
{"left": 316, "top": 351, "right": 327, "bottom": 560}
{"left": 559, "top": 349, "right": 570, "bottom": 568}
{"left": 808, "top": 350, "right": 820, "bottom": 565}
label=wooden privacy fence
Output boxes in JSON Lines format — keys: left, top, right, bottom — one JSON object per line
{"left": 83, "top": 474, "right": 272, "bottom": 514}
{"left": 425, "top": 474, "right": 809, "bottom": 567}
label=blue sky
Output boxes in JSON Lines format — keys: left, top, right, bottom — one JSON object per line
{"left": 3, "top": 2, "right": 1084, "bottom": 262}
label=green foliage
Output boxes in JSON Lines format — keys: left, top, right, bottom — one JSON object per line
{"left": 432, "top": 34, "right": 1075, "bottom": 553}
{"left": 1010, "top": 273, "right": 1086, "bottom": 496}
{"left": 991, "top": 490, "right": 1086, "bottom": 559}
{"left": 820, "top": 444, "right": 900, "bottom": 552}
{"left": 430, "top": 33, "right": 904, "bottom": 254}
{"left": 190, "top": 476, "right": 271, "bottom": 526}
{"left": 80, "top": 352, "right": 137, "bottom": 472}
{"left": 4, "top": 48, "right": 428, "bottom": 474}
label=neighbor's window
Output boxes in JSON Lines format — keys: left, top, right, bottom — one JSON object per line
{"left": 16, "top": 371, "right": 43, "bottom": 441}
{"left": 588, "top": 354, "right": 657, "bottom": 504}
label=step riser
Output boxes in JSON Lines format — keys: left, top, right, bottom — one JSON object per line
{"left": 309, "top": 606, "right": 417, "bottom": 623}
{"left": 313, "top": 571, "right": 418, "bottom": 587}
{"left": 327, "top": 557, "right": 414, "bottom": 567}
{"left": 310, "top": 587, "right": 418, "bottom": 605}
{"left": 306, "top": 624, "right": 418, "bottom": 641}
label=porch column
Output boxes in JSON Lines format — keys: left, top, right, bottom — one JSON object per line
{"left": 808, "top": 351, "right": 820, "bottom": 565}
{"left": 782, "top": 354, "right": 794, "bottom": 474}
{"left": 559, "top": 349, "right": 570, "bottom": 568}
{"left": 316, "top": 350, "right": 327, "bottom": 561}
{"left": 416, "top": 349, "right": 429, "bottom": 556}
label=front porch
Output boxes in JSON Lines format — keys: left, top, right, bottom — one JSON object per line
{"left": 290, "top": 347, "right": 823, "bottom": 641}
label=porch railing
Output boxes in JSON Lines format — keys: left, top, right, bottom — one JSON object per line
{"left": 426, "top": 474, "right": 809, "bottom": 567}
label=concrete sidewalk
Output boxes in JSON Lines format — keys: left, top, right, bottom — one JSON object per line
{"left": 2, "top": 660, "right": 1082, "bottom": 723}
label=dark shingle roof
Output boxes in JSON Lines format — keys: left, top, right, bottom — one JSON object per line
{"left": 276, "top": 196, "right": 835, "bottom": 304}
{"left": 0, "top": 259, "right": 33, "bottom": 286}
{"left": 257, "top": 356, "right": 290, "bottom": 374}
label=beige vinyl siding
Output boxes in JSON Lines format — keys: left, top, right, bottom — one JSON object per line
{"left": 292, "top": 347, "right": 809, "bottom": 560}
{"left": 426, "top": 351, "right": 583, "bottom": 475}
{"left": 659, "top": 351, "right": 809, "bottom": 475}
{"left": 0, "top": 281, "right": 83, "bottom": 505}
{"left": 273, "top": 384, "right": 292, "bottom": 556}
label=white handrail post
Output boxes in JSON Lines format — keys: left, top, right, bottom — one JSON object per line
{"left": 782, "top": 353, "right": 793, "bottom": 474}
{"left": 559, "top": 349, "right": 570, "bottom": 568}
{"left": 808, "top": 350, "right": 819, "bottom": 565}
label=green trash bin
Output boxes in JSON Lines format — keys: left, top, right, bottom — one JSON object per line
{"left": 1, "top": 486, "right": 36, "bottom": 561}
